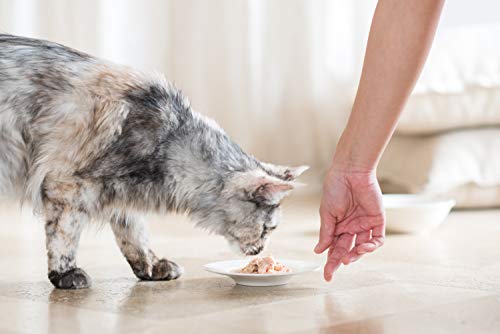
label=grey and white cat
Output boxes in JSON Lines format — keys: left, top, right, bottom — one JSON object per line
{"left": 0, "top": 34, "right": 307, "bottom": 289}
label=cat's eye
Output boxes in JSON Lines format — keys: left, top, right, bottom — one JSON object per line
{"left": 264, "top": 225, "right": 277, "bottom": 232}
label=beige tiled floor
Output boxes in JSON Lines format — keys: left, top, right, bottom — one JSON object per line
{"left": 0, "top": 196, "right": 499, "bottom": 333}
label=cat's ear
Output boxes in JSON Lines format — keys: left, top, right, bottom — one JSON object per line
{"left": 260, "top": 163, "right": 309, "bottom": 181}
{"left": 251, "top": 179, "right": 293, "bottom": 205}
{"left": 228, "top": 170, "right": 295, "bottom": 205}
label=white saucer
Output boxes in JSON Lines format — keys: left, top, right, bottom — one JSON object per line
{"left": 204, "top": 259, "right": 320, "bottom": 286}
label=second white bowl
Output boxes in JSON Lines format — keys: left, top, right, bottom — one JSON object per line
{"left": 383, "top": 194, "right": 456, "bottom": 234}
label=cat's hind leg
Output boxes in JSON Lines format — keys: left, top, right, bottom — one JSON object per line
{"left": 111, "top": 214, "right": 183, "bottom": 281}
{"left": 43, "top": 187, "right": 91, "bottom": 289}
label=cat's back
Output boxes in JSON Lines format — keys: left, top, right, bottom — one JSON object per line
{"left": 0, "top": 34, "right": 143, "bottom": 122}
{"left": 0, "top": 34, "right": 94, "bottom": 74}
{"left": 5, "top": 35, "right": 103, "bottom": 93}
{"left": 0, "top": 34, "right": 101, "bottom": 115}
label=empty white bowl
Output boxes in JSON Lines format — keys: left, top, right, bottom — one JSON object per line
{"left": 204, "top": 259, "right": 320, "bottom": 286}
{"left": 383, "top": 194, "right": 456, "bottom": 234}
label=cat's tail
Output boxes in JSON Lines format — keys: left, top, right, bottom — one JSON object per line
{"left": 0, "top": 126, "right": 27, "bottom": 200}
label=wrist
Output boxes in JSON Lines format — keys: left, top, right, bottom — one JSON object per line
{"left": 331, "top": 156, "right": 375, "bottom": 175}
{"left": 331, "top": 132, "right": 377, "bottom": 175}
{"left": 327, "top": 159, "right": 380, "bottom": 191}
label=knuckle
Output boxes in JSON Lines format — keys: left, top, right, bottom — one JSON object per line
{"left": 349, "top": 224, "right": 359, "bottom": 234}
{"left": 361, "top": 221, "right": 372, "bottom": 230}
{"left": 330, "top": 248, "right": 348, "bottom": 259}
{"left": 326, "top": 221, "right": 336, "bottom": 230}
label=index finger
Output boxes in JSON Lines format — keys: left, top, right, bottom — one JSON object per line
{"left": 323, "top": 233, "right": 355, "bottom": 281}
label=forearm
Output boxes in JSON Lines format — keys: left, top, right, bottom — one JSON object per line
{"left": 333, "top": 0, "right": 444, "bottom": 172}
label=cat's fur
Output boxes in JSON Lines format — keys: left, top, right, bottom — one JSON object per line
{"left": 0, "top": 34, "right": 307, "bottom": 289}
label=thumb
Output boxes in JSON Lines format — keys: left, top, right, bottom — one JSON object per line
{"left": 314, "top": 211, "right": 336, "bottom": 254}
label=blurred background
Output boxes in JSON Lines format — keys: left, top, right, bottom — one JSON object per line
{"left": 1, "top": 0, "right": 499, "bottom": 207}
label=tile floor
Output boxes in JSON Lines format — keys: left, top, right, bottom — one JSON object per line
{"left": 0, "top": 196, "right": 499, "bottom": 333}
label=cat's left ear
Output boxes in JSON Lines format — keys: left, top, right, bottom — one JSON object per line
{"left": 228, "top": 170, "right": 295, "bottom": 205}
{"left": 260, "top": 163, "right": 309, "bottom": 181}
{"left": 251, "top": 179, "right": 294, "bottom": 205}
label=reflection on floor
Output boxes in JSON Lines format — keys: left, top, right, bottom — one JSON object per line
{"left": 0, "top": 196, "right": 499, "bottom": 333}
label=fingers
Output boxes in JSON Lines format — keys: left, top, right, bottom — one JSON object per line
{"left": 342, "top": 231, "right": 371, "bottom": 264}
{"left": 350, "top": 236, "right": 384, "bottom": 258}
{"left": 369, "top": 224, "right": 385, "bottom": 249}
{"left": 334, "top": 216, "right": 384, "bottom": 236}
{"left": 341, "top": 242, "right": 375, "bottom": 265}
{"left": 314, "top": 209, "right": 336, "bottom": 254}
{"left": 340, "top": 242, "right": 376, "bottom": 265}
{"left": 342, "top": 225, "right": 386, "bottom": 265}
{"left": 323, "top": 233, "right": 354, "bottom": 281}
{"left": 372, "top": 224, "right": 385, "bottom": 239}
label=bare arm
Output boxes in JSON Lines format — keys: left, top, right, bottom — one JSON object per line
{"left": 335, "top": 0, "right": 444, "bottom": 171}
{"left": 316, "top": 0, "right": 444, "bottom": 281}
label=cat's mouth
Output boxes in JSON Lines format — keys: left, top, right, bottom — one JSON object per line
{"left": 243, "top": 244, "right": 264, "bottom": 256}
{"left": 227, "top": 236, "right": 267, "bottom": 256}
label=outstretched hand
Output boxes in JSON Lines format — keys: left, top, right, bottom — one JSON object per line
{"left": 311, "top": 0, "right": 443, "bottom": 283}
{"left": 315, "top": 167, "right": 385, "bottom": 281}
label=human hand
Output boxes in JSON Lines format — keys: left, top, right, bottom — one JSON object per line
{"left": 314, "top": 166, "right": 385, "bottom": 281}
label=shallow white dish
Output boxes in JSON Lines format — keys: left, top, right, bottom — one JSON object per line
{"left": 204, "top": 259, "right": 320, "bottom": 286}
{"left": 383, "top": 194, "right": 456, "bottom": 234}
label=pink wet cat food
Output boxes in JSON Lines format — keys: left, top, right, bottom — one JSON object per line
{"left": 239, "top": 256, "right": 291, "bottom": 274}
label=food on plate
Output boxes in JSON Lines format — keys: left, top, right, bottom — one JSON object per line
{"left": 238, "top": 256, "right": 290, "bottom": 274}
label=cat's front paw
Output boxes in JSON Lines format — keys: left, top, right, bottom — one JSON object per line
{"left": 152, "top": 259, "right": 184, "bottom": 280}
{"left": 135, "top": 259, "right": 184, "bottom": 281}
{"left": 48, "top": 268, "right": 92, "bottom": 289}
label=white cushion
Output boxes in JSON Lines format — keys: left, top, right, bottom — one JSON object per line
{"left": 378, "top": 129, "right": 500, "bottom": 208}
{"left": 397, "top": 23, "right": 500, "bottom": 134}
{"left": 398, "top": 86, "right": 500, "bottom": 134}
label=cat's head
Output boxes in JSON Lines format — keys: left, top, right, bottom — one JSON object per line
{"left": 203, "top": 164, "right": 308, "bottom": 255}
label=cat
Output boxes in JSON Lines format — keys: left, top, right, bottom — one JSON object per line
{"left": 0, "top": 34, "right": 307, "bottom": 289}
